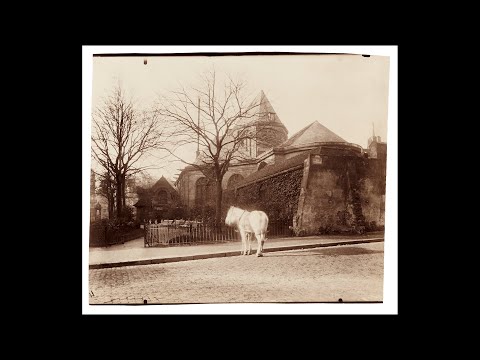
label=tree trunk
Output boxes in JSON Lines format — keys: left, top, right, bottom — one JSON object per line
{"left": 107, "top": 186, "right": 113, "bottom": 219}
{"left": 108, "top": 193, "right": 114, "bottom": 219}
{"left": 116, "top": 174, "right": 123, "bottom": 218}
{"left": 121, "top": 177, "right": 127, "bottom": 208}
{"left": 106, "top": 176, "right": 114, "bottom": 219}
{"left": 215, "top": 179, "right": 223, "bottom": 227}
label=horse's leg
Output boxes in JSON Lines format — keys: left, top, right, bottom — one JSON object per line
{"left": 247, "top": 233, "right": 252, "bottom": 255}
{"left": 240, "top": 229, "right": 247, "bottom": 255}
{"left": 260, "top": 233, "right": 265, "bottom": 253}
{"left": 255, "top": 233, "right": 263, "bottom": 257}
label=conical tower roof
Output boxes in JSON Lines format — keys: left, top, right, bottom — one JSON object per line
{"left": 250, "top": 90, "right": 288, "bottom": 132}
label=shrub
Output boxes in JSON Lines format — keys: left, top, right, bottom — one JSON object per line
{"left": 227, "top": 168, "right": 303, "bottom": 224}
{"left": 189, "top": 206, "right": 216, "bottom": 225}
{"left": 317, "top": 225, "right": 335, "bottom": 235}
{"left": 119, "top": 206, "right": 135, "bottom": 224}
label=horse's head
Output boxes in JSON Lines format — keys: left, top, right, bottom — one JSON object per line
{"left": 225, "top": 206, "right": 236, "bottom": 226}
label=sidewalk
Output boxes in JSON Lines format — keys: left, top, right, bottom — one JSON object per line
{"left": 89, "top": 232, "right": 384, "bottom": 269}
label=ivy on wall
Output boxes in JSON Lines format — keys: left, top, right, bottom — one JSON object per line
{"left": 224, "top": 168, "right": 303, "bottom": 223}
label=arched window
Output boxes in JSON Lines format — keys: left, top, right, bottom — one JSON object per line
{"left": 227, "top": 174, "right": 245, "bottom": 190}
{"left": 94, "top": 203, "right": 101, "bottom": 221}
{"left": 157, "top": 189, "right": 168, "bottom": 204}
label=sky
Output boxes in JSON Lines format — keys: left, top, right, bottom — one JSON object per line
{"left": 91, "top": 53, "right": 390, "bottom": 182}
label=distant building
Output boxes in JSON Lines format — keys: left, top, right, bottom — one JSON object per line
{"left": 90, "top": 170, "right": 107, "bottom": 221}
{"left": 133, "top": 176, "right": 182, "bottom": 222}
{"left": 89, "top": 170, "right": 138, "bottom": 221}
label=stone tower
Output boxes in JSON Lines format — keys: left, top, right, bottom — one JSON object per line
{"left": 254, "top": 90, "right": 289, "bottom": 155}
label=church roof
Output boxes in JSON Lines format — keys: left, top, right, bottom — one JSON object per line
{"left": 135, "top": 176, "right": 177, "bottom": 207}
{"left": 151, "top": 176, "right": 177, "bottom": 191}
{"left": 278, "top": 121, "right": 346, "bottom": 148}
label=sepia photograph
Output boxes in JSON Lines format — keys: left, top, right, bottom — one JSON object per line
{"left": 83, "top": 46, "right": 397, "bottom": 314}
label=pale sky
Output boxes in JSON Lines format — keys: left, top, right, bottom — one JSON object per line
{"left": 91, "top": 54, "right": 390, "bottom": 182}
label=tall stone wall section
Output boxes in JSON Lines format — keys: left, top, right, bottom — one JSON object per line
{"left": 294, "top": 145, "right": 386, "bottom": 235}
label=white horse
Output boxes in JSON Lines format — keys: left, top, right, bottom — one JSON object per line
{"left": 225, "top": 206, "right": 269, "bottom": 257}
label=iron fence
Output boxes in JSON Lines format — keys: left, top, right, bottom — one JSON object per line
{"left": 143, "top": 219, "right": 294, "bottom": 247}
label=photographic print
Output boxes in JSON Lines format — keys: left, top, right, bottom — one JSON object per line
{"left": 86, "top": 47, "right": 394, "bottom": 311}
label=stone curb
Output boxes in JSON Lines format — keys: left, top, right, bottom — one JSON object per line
{"left": 89, "top": 238, "right": 384, "bottom": 269}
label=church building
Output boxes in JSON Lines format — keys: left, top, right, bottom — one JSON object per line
{"left": 175, "top": 91, "right": 288, "bottom": 211}
{"left": 175, "top": 91, "right": 387, "bottom": 235}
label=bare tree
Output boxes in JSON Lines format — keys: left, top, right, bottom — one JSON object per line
{"left": 135, "top": 170, "right": 156, "bottom": 189}
{"left": 91, "top": 83, "right": 167, "bottom": 219}
{"left": 156, "top": 70, "right": 270, "bottom": 225}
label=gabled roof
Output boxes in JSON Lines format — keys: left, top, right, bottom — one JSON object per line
{"left": 278, "top": 121, "right": 346, "bottom": 148}
{"left": 135, "top": 176, "right": 177, "bottom": 207}
{"left": 151, "top": 176, "right": 177, "bottom": 191}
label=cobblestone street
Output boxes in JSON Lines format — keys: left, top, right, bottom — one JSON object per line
{"left": 89, "top": 242, "right": 384, "bottom": 304}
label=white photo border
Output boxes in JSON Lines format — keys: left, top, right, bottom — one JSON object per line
{"left": 82, "top": 45, "right": 398, "bottom": 315}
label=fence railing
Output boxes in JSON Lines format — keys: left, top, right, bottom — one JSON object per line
{"left": 143, "top": 219, "right": 294, "bottom": 247}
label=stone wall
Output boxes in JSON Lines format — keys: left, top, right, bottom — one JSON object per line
{"left": 178, "top": 142, "right": 386, "bottom": 234}
{"left": 358, "top": 159, "right": 386, "bottom": 228}
{"left": 224, "top": 168, "right": 303, "bottom": 223}
{"left": 294, "top": 145, "right": 386, "bottom": 235}
{"left": 294, "top": 162, "right": 351, "bottom": 235}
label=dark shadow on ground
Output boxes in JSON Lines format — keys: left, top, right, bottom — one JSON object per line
{"left": 267, "top": 246, "right": 384, "bottom": 257}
